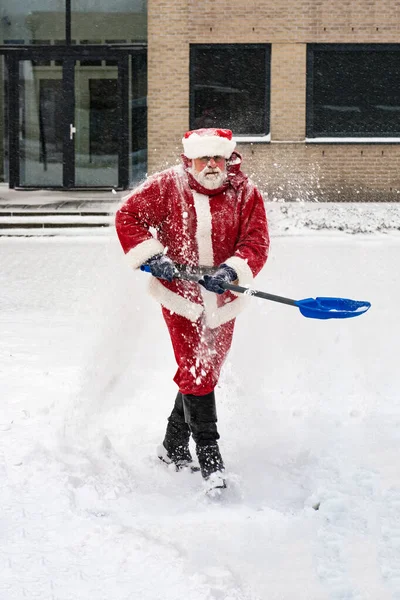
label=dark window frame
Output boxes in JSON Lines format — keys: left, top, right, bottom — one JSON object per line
{"left": 307, "top": 43, "right": 400, "bottom": 140}
{"left": 190, "top": 43, "right": 271, "bottom": 137}
{"left": 0, "top": 0, "right": 146, "bottom": 51}
{"left": 4, "top": 46, "right": 146, "bottom": 189}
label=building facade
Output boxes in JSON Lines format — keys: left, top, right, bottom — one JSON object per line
{"left": 0, "top": 0, "right": 147, "bottom": 189}
{"left": 1, "top": 0, "right": 400, "bottom": 200}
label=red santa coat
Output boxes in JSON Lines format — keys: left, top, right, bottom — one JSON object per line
{"left": 115, "top": 152, "right": 270, "bottom": 330}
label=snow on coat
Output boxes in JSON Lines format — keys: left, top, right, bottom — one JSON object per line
{"left": 115, "top": 152, "right": 270, "bottom": 329}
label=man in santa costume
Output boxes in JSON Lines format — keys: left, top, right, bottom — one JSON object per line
{"left": 115, "top": 128, "right": 269, "bottom": 492}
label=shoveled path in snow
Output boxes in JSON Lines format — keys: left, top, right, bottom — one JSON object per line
{"left": 1, "top": 229, "right": 399, "bottom": 599}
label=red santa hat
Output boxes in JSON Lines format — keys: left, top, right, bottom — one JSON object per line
{"left": 182, "top": 128, "right": 236, "bottom": 159}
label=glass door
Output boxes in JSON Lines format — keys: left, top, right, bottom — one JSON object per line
{"left": 9, "top": 52, "right": 130, "bottom": 188}
{"left": 18, "top": 60, "right": 64, "bottom": 187}
{"left": 73, "top": 59, "right": 119, "bottom": 187}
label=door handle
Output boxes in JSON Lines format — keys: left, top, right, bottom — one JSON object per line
{"left": 70, "top": 124, "right": 76, "bottom": 140}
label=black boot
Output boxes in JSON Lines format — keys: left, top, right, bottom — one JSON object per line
{"left": 158, "top": 392, "right": 194, "bottom": 470}
{"left": 182, "top": 392, "right": 226, "bottom": 490}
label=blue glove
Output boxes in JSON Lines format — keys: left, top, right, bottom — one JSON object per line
{"left": 146, "top": 254, "right": 177, "bottom": 282}
{"left": 199, "top": 264, "right": 238, "bottom": 295}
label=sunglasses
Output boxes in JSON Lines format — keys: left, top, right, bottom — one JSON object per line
{"left": 197, "top": 156, "right": 225, "bottom": 164}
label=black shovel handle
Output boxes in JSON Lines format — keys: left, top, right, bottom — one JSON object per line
{"left": 218, "top": 281, "right": 297, "bottom": 306}
{"left": 141, "top": 264, "right": 297, "bottom": 307}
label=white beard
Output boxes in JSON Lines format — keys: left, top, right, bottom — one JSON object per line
{"left": 189, "top": 166, "right": 227, "bottom": 190}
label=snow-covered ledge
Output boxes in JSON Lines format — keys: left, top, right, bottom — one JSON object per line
{"left": 265, "top": 201, "right": 400, "bottom": 236}
{"left": 234, "top": 134, "right": 271, "bottom": 143}
{"left": 306, "top": 137, "right": 400, "bottom": 143}
{"left": 233, "top": 136, "right": 400, "bottom": 144}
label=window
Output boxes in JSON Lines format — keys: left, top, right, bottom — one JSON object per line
{"left": 0, "top": 0, "right": 146, "bottom": 46}
{"left": 307, "top": 44, "right": 400, "bottom": 139}
{"left": 71, "top": 0, "right": 147, "bottom": 44}
{"left": 190, "top": 44, "right": 270, "bottom": 137}
{"left": 0, "top": 0, "right": 65, "bottom": 45}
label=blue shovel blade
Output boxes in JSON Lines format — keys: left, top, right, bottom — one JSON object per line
{"left": 295, "top": 297, "right": 371, "bottom": 320}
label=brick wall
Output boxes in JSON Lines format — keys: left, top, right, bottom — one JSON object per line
{"left": 148, "top": 0, "right": 400, "bottom": 201}
{"left": 270, "top": 44, "right": 306, "bottom": 141}
{"left": 238, "top": 143, "right": 400, "bottom": 202}
{"left": 147, "top": 0, "right": 189, "bottom": 170}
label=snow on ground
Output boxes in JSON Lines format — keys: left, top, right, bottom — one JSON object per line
{"left": 1, "top": 202, "right": 400, "bottom": 600}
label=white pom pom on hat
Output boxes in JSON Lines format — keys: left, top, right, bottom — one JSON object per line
{"left": 182, "top": 128, "right": 236, "bottom": 159}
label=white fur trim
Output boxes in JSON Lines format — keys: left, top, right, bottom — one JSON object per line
{"left": 149, "top": 277, "right": 203, "bottom": 322}
{"left": 125, "top": 238, "right": 165, "bottom": 270}
{"left": 148, "top": 265, "right": 250, "bottom": 329}
{"left": 201, "top": 287, "right": 218, "bottom": 325}
{"left": 193, "top": 192, "right": 214, "bottom": 266}
{"left": 192, "top": 195, "right": 252, "bottom": 327}
{"left": 202, "top": 256, "right": 254, "bottom": 327}
{"left": 224, "top": 255, "right": 254, "bottom": 295}
{"left": 150, "top": 276, "right": 249, "bottom": 329}
{"left": 202, "top": 288, "right": 249, "bottom": 328}
{"left": 183, "top": 134, "right": 236, "bottom": 159}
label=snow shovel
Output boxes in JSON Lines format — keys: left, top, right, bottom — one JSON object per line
{"left": 140, "top": 264, "right": 371, "bottom": 320}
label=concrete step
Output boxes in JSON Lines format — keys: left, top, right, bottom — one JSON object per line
{"left": 0, "top": 227, "right": 113, "bottom": 237}
{"left": 0, "top": 210, "right": 114, "bottom": 236}
{"left": 0, "top": 215, "right": 113, "bottom": 225}
{"left": 0, "top": 210, "right": 110, "bottom": 217}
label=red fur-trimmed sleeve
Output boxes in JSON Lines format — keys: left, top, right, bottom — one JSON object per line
{"left": 225, "top": 184, "right": 269, "bottom": 285}
{"left": 115, "top": 175, "right": 169, "bottom": 269}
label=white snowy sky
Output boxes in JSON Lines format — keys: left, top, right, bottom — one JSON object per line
{"left": 1, "top": 202, "right": 400, "bottom": 599}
